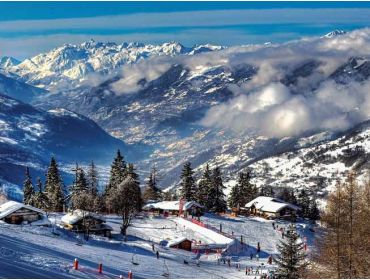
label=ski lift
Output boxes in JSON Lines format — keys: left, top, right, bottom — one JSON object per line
{"left": 162, "top": 260, "right": 170, "bottom": 278}
{"left": 131, "top": 254, "right": 139, "bottom": 265}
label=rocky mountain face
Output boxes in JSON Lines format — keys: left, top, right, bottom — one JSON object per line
{"left": 1, "top": 30, "right": 370, "bottom": 196}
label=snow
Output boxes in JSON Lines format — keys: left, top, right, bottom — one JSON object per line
{"left": 61, "top": 210, "right": 105, "bottom": 225}
{"left": 143, "top": 200, "right": 203, "bottom": 211}
{"left": 245, "top": 196, "right": 300, "bottom": 213}
{"left": 0, "top": 201, "right": 47, "bottom": 221}
{"left": 0, "top": 210, "right": 316, "bottom": 278}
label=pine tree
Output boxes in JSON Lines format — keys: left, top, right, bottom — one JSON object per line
{"left": 44, "top": 157, "right": 65, "bottom": 212}
{"left": 105, "top": 150, "right": 127, "bottom": 196}
{"left": 142, "top": 170, "right": 162, "bottom": 202}
{"left": 297, "top": 189, "right": 311, "bottom": 218}
{"left": 274, "top": 224, "right": 307, "bottom": 278}
{"left": 196, "top": 164, "right": 213, "bottom": 208}
{"left": 228, "top": 183, "right": 240, "bottom": 209}
{"left": 69, "top": 164, "right": 90, "bottom": 210}
{"left": 279, "top": 187, "right": 298, "bottom": 204}
{"left": 308, "top": 198, "right": 320, "bottom": 221}
{"left": 23, "top": 167, "right": 35, "bottom": 205}
{"left": 179, "top": 162, "right": 196, "bottom": 201}
{"left": 209, "top": 167, "right": 227, "bottom": 213}
{"left": 29, "top": 178, "right": 49, "bottom": 210}
{"left": 259, "top": 185, "right": 275, "bottom": 197}
{"left": 87, "top": 161, "right": 99, "bottom": 197}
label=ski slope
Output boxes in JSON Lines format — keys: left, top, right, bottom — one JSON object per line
{"left": 0, "top": 214, "right": 315, "bottom": 278}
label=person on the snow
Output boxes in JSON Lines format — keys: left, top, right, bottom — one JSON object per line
{"left": 250, "top": 253, "right": 253, "bottom": 260}
{"left": 257, "top": 242, "right": 261, "bottom": 253}
{"left": 282, "top": 231, "right": 285, "bottom": 239}
{"left": 272, "top": 222, "right": 275, "bottom": 229}
{"left": 156, "top": 250, "right": 159, "bottom": 259}
{"left": 268, "top": 255, "right": 272, "bottom": 265}
{"left": 152, "top": 244, "right": 155, "bottom": 251}
{"left": 227, "top": 258, "right": 231, "bottom": 267}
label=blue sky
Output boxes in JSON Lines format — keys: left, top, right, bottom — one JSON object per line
{"left": 1, "top": 1, "right": 370, "bottom": 59}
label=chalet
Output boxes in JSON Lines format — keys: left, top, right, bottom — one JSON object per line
{"left": 61, "top": 210, "right": 112, "bottom": 237}
{"left": 167, "top": 237, "right": 192, "bottom": 251}
{"left": 245, "top": 196, "right": 300, "bottom": 219}
{"left": 0, "top": 201, "right": 50, "bottom": 226}
{"left": 143, "top": 200, "right": 204, "bottom": 217}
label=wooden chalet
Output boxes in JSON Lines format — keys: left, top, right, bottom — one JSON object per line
{"left": 61, "top": 210, "right": 112, "bottom": 238}
{"left": 0, "top": 201, "right": 49, "bottom": 226}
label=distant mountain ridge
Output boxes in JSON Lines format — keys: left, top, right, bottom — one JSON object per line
{"left": 3, "top": 40, "right": 224, "bottom": 90}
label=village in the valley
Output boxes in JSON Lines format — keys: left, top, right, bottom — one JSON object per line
{"left": 0, "top": 155, "right": 317, "bottom": 279}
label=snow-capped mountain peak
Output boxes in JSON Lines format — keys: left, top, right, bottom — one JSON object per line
{"left": 0, "top": 56, "right": 21, "bottom": 68}
{"left": 4, "top": 41, "right": 223, "bottom": 90}
{"left": 323, "top": 29, "right": 347, "bottom": 38}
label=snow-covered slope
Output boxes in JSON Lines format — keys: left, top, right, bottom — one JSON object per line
{"left": 0, "top": 56, "right": 20, "bottom": 68}
{"left": 4, "top": 41, "right": 224, "bottom": 90}
{"left": 0, "top": 73, "right": 46, "bottom": 103}
{"left": 0, "top": 94, "right": 141, "bottom": 195}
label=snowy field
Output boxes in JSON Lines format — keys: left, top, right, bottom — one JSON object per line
{"left": 0, "top": 213, "right": 315, "bottom": 279}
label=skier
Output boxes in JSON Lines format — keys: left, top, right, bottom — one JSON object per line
{"left": 250, "top": 253, "right": 253, "bottom": 260}
{"left": 227, "top": 258, "right": 231, "bottom": 267}
{"left": 257, "top": 242, "right": 261, "bottom": 253}
{"left": 152, "top": 244, "right": 155, "bottom": 251}
{"left": 156, "top": 250, "right": 159, "bottom": 259}
{"left": 272, "top": 222, "right": 275, "bottom": 229}
{"left": 282, "top": 231, "right": 285, "bottom": 239}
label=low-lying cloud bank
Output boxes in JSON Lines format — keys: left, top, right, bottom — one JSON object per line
{"left": 110, "top": 28, "right": 370, "bottom": 137}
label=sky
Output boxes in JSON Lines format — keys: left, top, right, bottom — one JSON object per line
{"left": 1, "top": 1, "right": 370, "bottom": 59}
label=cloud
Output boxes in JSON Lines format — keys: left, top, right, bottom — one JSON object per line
{"left": 199, "top": 29, "right": 370, "bottom": 137}
{"left": 110, "top": 57, "right": 172, "bottom": 94}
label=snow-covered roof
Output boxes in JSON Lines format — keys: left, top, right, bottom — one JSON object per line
{"left": 245, "top": 196, "right": 300, "bottom": 213}
{"left": 143, "top": 200, "right": 204, "bottom": 211}
{"left": 61, "top": 210, "right": 105, "bottom": 225}
{"left": 167, "top": 237, "right": 191, "bottom": 247}
{"left": 0, "top": 201, "right": 46, "bottom": 219}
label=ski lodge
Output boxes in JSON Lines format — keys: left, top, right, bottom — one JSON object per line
{"left": 61, "top": 210, "right": 112, "bottom": 237}
{"left": 143, "top": 200, "right": 204, "bottom": 217}
{"left": 0, "top": 201, "right": 50, "bottom": 226}
{"left": 245, "top": 196, "right": 300, "bottom": 219}
{"left": 167, "top": 237, "right": 193, "bottom": 251}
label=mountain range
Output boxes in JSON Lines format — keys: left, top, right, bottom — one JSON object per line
{"left": 0, "top": 29, "right": 369, "bottom": 197}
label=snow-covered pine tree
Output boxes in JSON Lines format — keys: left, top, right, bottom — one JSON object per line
{"left": 274, "top": 224, "right": 307, "bottom": 278}
{"left": 23, "top": 167, "right": 35, "bottom": 205}
{"left": 69, "top": 164, "right": 90, "bottom": 210}
{"left": 142, "top": 171, "right": 162, "bottom": 202}
{"left": 179, "top": 162, "right": 196, "bottom": 201}
{"left": 105, "top": 150, "right": 127, "bottom": 196}
{"left": 29, "top": 178, "right": 49, "bottom": 210}
{"left": 44, "top": 157, "right": 65, "bottom": 212}
{"left": 87, "top": 161, "right": 99, "bottom": 197}
{"left": 196, "top": 164, "right": 213, "bottom": 209}
{"left": 209, "top": 167, "right": 227, "bottom": 213}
